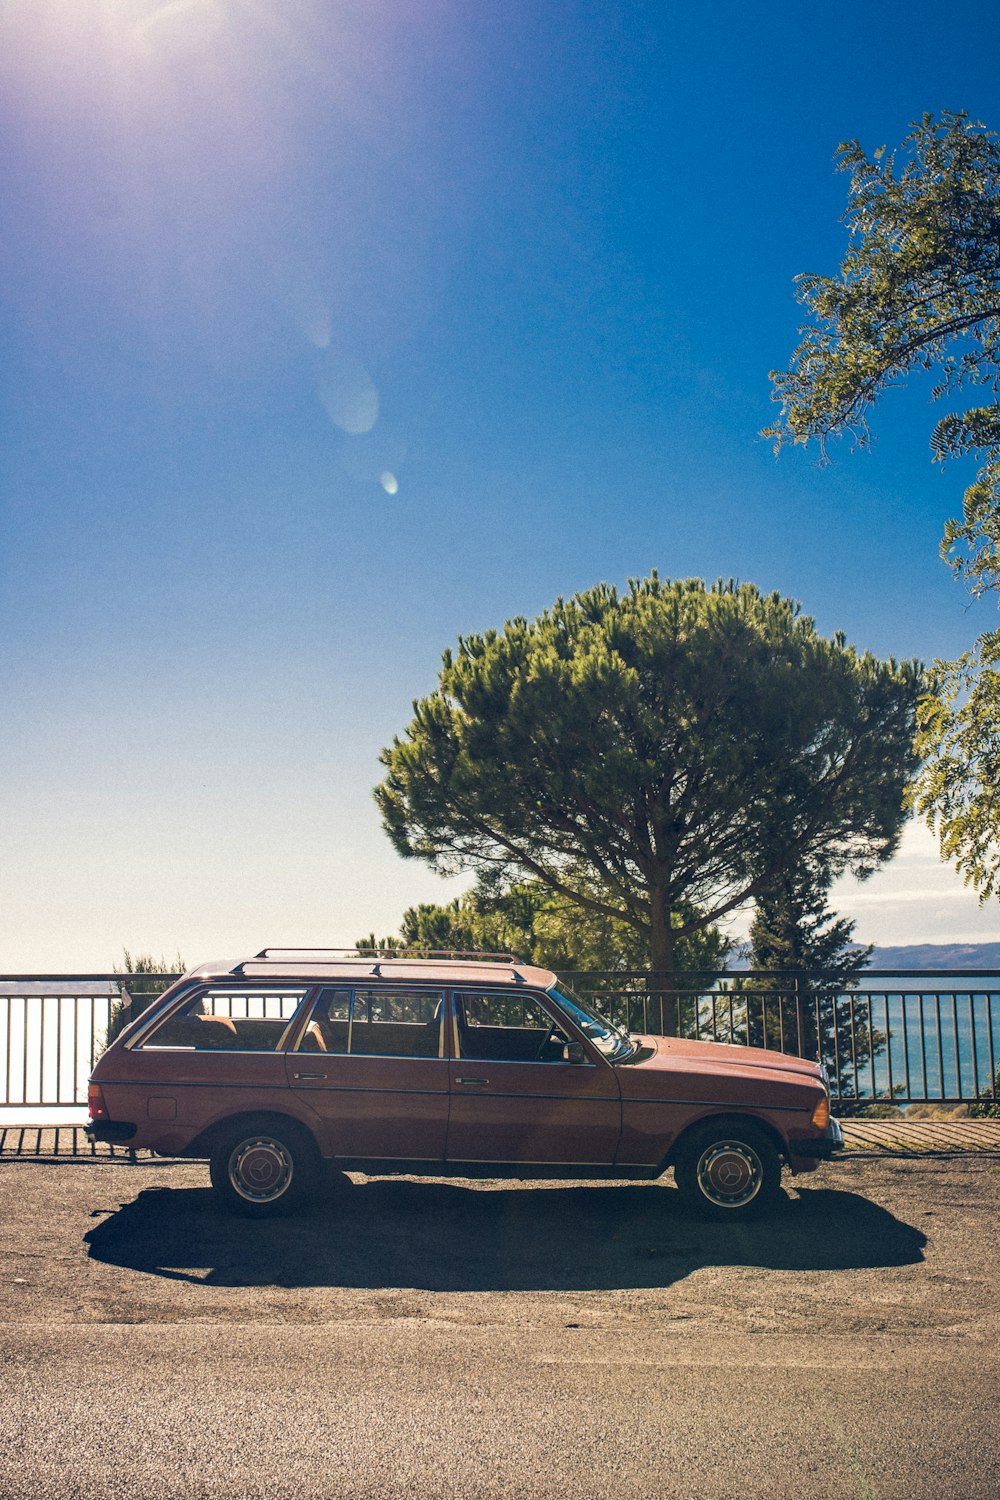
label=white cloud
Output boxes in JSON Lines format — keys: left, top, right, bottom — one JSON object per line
{"left": 831, "top": 823, "right": 999, "bottom": 945}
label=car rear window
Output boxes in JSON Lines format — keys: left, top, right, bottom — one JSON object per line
{"left": 304, "top": 987, "right": 444, "bottom": 1058}
{"left": 139, "top": 988, "right": 309, "bottom": 1052}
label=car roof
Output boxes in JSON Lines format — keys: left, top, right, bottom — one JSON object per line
{"left": 187, "top": 953, "right": 559, "bottom": 990}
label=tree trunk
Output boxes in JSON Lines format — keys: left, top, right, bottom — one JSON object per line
{"left": 649, "top": 893, "right": 679, "bottom": 1037}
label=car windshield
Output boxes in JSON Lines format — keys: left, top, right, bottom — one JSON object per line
{"left": 548, "top": 985, "right": 636, "bottom": 1061}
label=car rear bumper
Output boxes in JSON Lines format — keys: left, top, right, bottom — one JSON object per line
{"left": 86, "top": 1119, "right": 137, "bottom": 1144}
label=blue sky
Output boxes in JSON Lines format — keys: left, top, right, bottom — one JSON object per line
{"left": 2, "top": 0, "right": 999, "bottom": 968}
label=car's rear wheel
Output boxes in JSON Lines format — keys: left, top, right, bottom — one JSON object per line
{"left": 209, "top": 1118, "right": 320, "bottom": 1217}
{"left": 673, "top": 1122, "right": 781, "bottom": 1219}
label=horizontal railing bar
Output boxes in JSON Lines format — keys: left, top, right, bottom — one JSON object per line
{"left": 0, "top": 974, "right": 180, "bottom": 983}
{"left": 3, "top": 968, "right": 1000, "bottom": 982}
{"left": 581, "top": 981, "right": 1000, "bottom": 997}
{"left": 560, "top": 969, "right": 1000, "bottom": 980}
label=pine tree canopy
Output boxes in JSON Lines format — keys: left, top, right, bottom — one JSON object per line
{"left": 360, "top": 875, "right": 731, "bottom": 976}
{"left": 374, "top": 574, "right": 921, "bottom": 992}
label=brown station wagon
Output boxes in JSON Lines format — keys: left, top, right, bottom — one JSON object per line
{"left": 87, "top": 949, "right": 843, "bottom": 1218}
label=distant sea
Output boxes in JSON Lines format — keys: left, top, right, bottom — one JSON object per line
{"left": 838, "top": 971, "right": 998, "bottom": 1103}
{"left": 686, "top": 944, "right": 999, "bottom": 1102}
{"left": 859, "top": 950, "right": 998, "bottom": 1104}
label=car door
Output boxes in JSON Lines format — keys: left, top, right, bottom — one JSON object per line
{"left": 445, "top": 989, "right": 621, "bottom": 1166}
{"left": 286, "top": 984, "right": 450, "bottom": 1162}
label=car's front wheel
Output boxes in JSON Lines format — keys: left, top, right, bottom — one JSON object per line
{"left": 209, "top": 1118, "right": 320, "bottom": 1217}
{"left": 673, "top": 1122, "right": 781, "bottom": 1219}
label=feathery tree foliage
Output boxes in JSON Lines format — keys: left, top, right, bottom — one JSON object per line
{"left": 913, "top": 639, "right": 1000, "bottom": 898}
{"left": 359, "top": 873, "right": 731, "bottom": 975}
{"left": 765, "top": 110, "right": 1000, "bottom": 898}
{"left": 374, "top": 574, "right": 920, "bottom": 1024}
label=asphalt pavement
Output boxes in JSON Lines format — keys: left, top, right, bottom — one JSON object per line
{"left": 0, "top": 1154, "right": 998, "bottom": 1499}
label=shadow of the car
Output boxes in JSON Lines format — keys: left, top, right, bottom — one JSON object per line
{"left": 84, "top": 1178, "right": 926, "bottom": 1292}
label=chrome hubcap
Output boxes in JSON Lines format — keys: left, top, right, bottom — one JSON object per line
{"left": 696, "top": 1140, "right": 763, "bottom": 1209}
{"left": 229, "top": 1136, "right": 294, "bottom": 1203}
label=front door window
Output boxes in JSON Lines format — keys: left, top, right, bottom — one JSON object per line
{"left": 457, "top": 990, "right": 569, "bottom": 1063}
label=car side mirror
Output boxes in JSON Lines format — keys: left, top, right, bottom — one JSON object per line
{"left": 563, "top": 1041, "right": 586, "bottom": 1064}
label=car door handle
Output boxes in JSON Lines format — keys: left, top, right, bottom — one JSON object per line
{"left": 292, "top": 1071, "right": 328, "bottom": 1080}
{"left": 455, "top": 1076, "right": 489, "bottom": 1086}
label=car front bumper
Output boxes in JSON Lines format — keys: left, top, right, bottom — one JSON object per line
{"left": 788, "top": 1116, "right": 844, "bottom": 1160}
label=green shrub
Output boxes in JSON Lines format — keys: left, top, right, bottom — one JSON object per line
{"left": 101, "top": 949, "right": 185, "bottom": 1054}
{"left": 970, "top": 1064, "right": 1000, "bottom": 1119}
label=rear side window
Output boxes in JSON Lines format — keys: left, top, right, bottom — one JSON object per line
{"left": 139, "top": 989, "right": 308, "bottom": 1052}
{"left": 305, "top": 987, "right": 443, "bottom": 1058}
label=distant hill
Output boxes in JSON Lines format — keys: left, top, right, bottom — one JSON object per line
{"left": 866, "top": 942, "right": 1000, "bottom": 970}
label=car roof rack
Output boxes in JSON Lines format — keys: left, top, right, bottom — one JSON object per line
{"left": 230, "top": 948, "right": 534, "bottom": 982}
{"left": 247, "top": 947, "right": 526, "bottom": 963}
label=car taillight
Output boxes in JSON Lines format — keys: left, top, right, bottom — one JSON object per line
{"left": 88, "top": 1082, "right": 109, "bottom": 1121}
{"left": 811, "top": 1094, "right": 830, "bottom": 1130}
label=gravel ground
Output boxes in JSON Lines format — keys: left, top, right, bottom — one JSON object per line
{"left": 0, "top": 1155, "right": 998, "bottom": 1498}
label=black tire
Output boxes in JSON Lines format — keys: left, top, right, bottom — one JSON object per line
{"left": 209, "top": 1117, "right": 320, "bottom": 1217}
{"left": 673, "top": 1121, "right": 781, "bottom": 1219}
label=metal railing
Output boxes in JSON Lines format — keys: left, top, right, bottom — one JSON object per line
{"left": 1, "top": 969, "right": 998, "bottom": 1112}
{"left": 562, "top": 969, "right": 1000, "bottom": 1109}
{"left": 0, "top": 974, "right": 180, "bottom": 1110}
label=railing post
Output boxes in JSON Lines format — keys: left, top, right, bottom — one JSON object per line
{"left": 644, "top": 971, "right": 668, "bottom": 1036}
{"left": 119, "top": 984, "right": 134, "bottom": 1027}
